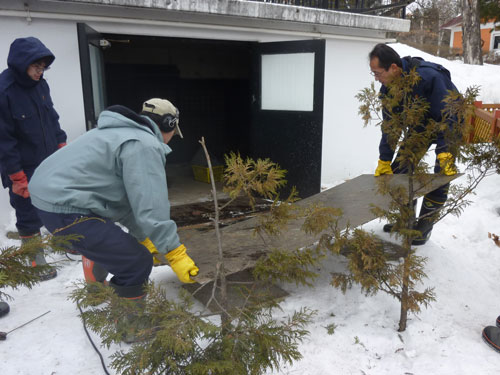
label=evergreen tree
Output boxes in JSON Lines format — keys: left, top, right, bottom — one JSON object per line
{"left": 343, "top": 67, "right": 499, "bottom": 331}
{"left": 70, "top": 146, "right": 315, "bottom": 375}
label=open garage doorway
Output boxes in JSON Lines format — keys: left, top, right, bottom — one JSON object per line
{"left": 78, "top": 24, "right": 325, "bottom": 200}
{"left": 102, "top": 34, "right": 253, "bottom": 168}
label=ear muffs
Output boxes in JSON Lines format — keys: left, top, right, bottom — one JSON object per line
{"left": 160, "top": 113, "right": 179, "bottom": 133}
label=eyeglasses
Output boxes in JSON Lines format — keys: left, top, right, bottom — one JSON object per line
{"left": 370, "top": 70, "right": 385, "bottom": 78}
{"left": 31, "top": 63, "right": 50, "bottom": 73}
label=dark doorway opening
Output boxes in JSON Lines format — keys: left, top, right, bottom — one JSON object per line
{"left": 78, "top": 25, "right": 325, "bottom": 200}
{"left": 101, "top": 34, "right": 253, "bottom": 166}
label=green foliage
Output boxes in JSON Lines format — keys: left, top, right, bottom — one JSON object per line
{"left": 351, "top": 67, "right": 482, "bottom": 330}
{"left": 254, "top": 188, "right": 300, "bottom": 237}
{"left": 0, "top": 233, "right": 80, "bottom": 300}
{"left": 71, "top": 282, "right": 315, "bottom": 375}
{"left": 325, "top": 323, "right": 337, "bottom": 335}
{"left": 223, "top": 152, "right": 288, "bottom": 208}
{"left": 480, "top": 0, "right": 500, "bottom": 26}
{"left": 253, "top": 245, "right": 324, "bottom": 287}
{"left": 69, "top": 151, "right": 318, "bottom": 375}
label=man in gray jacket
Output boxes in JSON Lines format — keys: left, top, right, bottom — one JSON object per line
{"left": 28, "top": 98, "right": 198, "bottom": 302}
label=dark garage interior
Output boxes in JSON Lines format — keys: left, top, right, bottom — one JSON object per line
{"left": 101, "top": 34, "right": 253, "bottom": 167}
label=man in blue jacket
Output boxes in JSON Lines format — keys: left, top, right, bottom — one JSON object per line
{"left": 368, "top": 43, "right": 459, "bottom": 245}
{"left": 0, "top": 37, "right": 67, "bottom": 282}
{"left": 28, "top": 98, "right": 198, "bottom": 332}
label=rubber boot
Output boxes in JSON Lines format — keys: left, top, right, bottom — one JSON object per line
{"left": 412, "top": 197, "right": 442, "bottom": 246}
{"left": 483, "top": 326, "right": 500, "bottom": 353}
{"left": 21, "top": 233, "right": 57, "bottom": 281}
{"left": 0, "top": 301, "right": 10, "bottom": 318}
{"left": 383, "top": 201, "right": 417, "bottom": 233}
{"left": 82, "top": 256, "right": 109, "bottom": 284}
{"left": 109, "top": 280, "right": 148, "bottom": 344}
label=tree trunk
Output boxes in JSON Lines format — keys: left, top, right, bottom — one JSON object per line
{"left": 398, "top": 257, "right": 410, "bottom": 332}
{"left": 461, "top": 0, "right": 483, "bottom": 65}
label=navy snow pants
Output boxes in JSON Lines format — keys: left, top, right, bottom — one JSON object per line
{"left": 36, "top": 209, "right": 153, "bottom": 287}
{"left": 6, "top": 169, "right": 43, "bottom": 236}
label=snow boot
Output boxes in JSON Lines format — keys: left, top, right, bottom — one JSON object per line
{"left": 383, "top": 201, "right": 417, "bottom": 234}
{"left": 82, "top": 256, "right": 109, "bottom": 284}
{"left": 383, "top": 223, "right": 393, "bottom": 233}
{"left": 21, "top": 234, "right": 57, "bottom": 281}
{"left": 483, "top": 326, "right": 500, "bottom": 353}
{"left": 0, "top": 301, "right": 9, "bottom": 318}
{"left": 411, "top": 198, "right": 441, "bottom": 246}
{"left": 110, "top": 280, "right": 149, "bottom": 344}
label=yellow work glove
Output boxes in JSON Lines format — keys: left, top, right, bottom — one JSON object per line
{"left": 165, "top": 244, "right": 199, "bottom": 283}
{"left": 374, "top": 160, "right": 393, "bottom": 176}
{"left": 437, "top": 152, "right": 457, "bottom": 176}
{"left": 140, "top": 237, "right": 166, "bottom": 266}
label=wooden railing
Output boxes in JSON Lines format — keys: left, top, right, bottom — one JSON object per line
{"left": 466, "top": 101, "right": 500, "bottom": 143}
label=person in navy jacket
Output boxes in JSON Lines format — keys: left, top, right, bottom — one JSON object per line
{"left": 0, "top": 37, "right": 67, "bottom": 281}
{"left": 368, "top": 43, "right": 459, "bottom": 245}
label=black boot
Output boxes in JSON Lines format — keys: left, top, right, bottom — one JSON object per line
{"left": 383, "top": 201, "right": 417, "bottom": 234}
{"left": 383, "top": 223, "right": 393, "bottom": 233}
{"left": 109, "top": 280, "right": 148, "bottom": 343}
{"left": 21, "top": 233, "right": 57, "bottom": 281}
{"left": 483, "top": 326, "right": 500, "bottom": 353}
{"left": 412, "top": 198, "right": 441, "bottom": 246}
{"left": 0, "top": 301, "right": 9, "bottom": 318}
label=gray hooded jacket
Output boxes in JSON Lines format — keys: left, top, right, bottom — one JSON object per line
{"left": 29, "top": 105, "right": 180, "bottom": 254}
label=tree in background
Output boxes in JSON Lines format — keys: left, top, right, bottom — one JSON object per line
{"left": 480, "top": 0, "right": 500, "bottom": 24}
{"left": 395, "top": 0, "right": 461, "bottom": 57}
{"left": 461, "top": 0, "right": 484, "bottom": 64}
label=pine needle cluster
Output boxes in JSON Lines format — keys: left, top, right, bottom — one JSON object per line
{"left": 0, "top": 232, "right": 80, "bottom": 301}
{"left": 223, "top": 151, "right": 287, "bottom": 208}
{"left": 71, "top": 281, "right": 314, "bottom": 375}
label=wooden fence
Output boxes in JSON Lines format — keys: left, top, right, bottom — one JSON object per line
{"left": 466, "top": 101, "right": 500, "bottom": 143}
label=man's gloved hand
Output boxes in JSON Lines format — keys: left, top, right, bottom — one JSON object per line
{"left": 374, "top": 160, "right": 393, "bottom": 177}
{"left": 9, "top": 170, "right": 29, "bottom": 198}
{"left": 165, "top": 244, "right": 199, "bottom": 283}
{"left": 140, "top": 237, "right": 166, "bottom": 266}
{"left": 437, "top": 152, "right": 457, "bottom": 176}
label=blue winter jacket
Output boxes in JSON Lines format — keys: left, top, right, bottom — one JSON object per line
{"left": 378, "top": 56, "right": 459, "bottom": 162}
{"left": 29, "top": 106, "right": 181, "bottom": 254}
{"left": 0, "top": 37, "right": 67, "bottom": 186}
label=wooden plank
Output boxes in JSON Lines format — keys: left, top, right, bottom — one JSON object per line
{"left": 181, "top": 174, "right": 461, "bottom": 284}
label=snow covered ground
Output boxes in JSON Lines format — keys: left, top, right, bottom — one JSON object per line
{"left": 2, "top": 43, "right": 500, "bottom": 374}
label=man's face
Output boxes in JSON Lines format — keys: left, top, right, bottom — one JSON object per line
{"left": 26, "top": 62, "right": 49, "bottom": 81}
{"left": 369, "top": 57, "right": 400, "bottom": 86}
{"left": 161, "top": 130, "right": 175, "bottom": 144}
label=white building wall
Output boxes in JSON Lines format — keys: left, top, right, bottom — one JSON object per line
{"left": 0, "top": 13, "right": 386, "bottom": 230}
{"left": 321, "top": 38, "right": 380, "bottom": 186}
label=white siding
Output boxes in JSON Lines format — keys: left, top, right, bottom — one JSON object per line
{"left": 321, "top": 38, "right": 380, "bottom": 186}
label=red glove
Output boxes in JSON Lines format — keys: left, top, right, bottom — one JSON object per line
{"left": 9, "top": 171, "right": 29, "bottom": 198}
{"left": 58, "top": 142, "right": 67, "bottom": 149}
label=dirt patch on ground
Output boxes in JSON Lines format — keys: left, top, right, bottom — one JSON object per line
{"left": 171, "top": 197, "right": 272, "bottom": 229}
